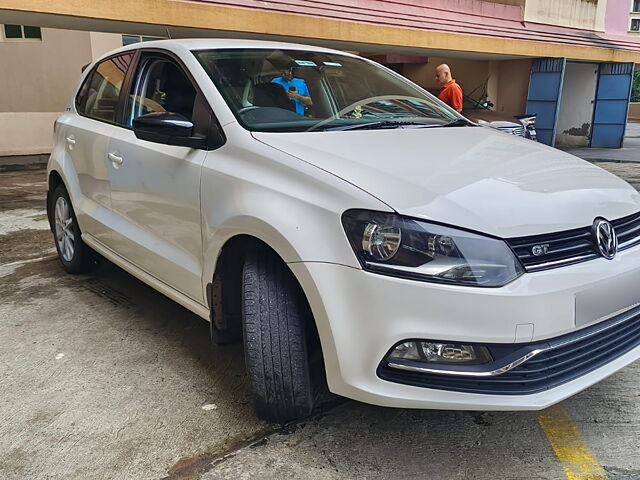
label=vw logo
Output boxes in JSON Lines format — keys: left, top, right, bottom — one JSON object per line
{"left": 593, "top": 218, "right": 618, "bottom": 260}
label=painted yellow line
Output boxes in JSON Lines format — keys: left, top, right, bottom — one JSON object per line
{"left": 538, "top": 404, "right": 607, "bottom": 480}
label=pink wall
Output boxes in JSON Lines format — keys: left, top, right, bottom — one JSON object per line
{"left": 192, "top": 0, "right": 640, "bottom": 52}
{"left": 198, "top": 0, "right": 524, "bottom": 27}
{"left": 605, "top": 0, "right": 630, "bottom": 34}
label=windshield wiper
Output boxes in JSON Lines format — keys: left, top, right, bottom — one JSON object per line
{"left": 442, "top": 118, "right": 475, "bottom": 127}
{"left": 323, "top": 120, "right": 440, "bottom": 132}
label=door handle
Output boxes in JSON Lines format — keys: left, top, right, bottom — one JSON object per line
{"left": 108, "top": 152, "right": 124, "bottom": 166}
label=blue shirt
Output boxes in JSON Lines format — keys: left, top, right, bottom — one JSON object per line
{"left": 271, "top": 77, "right": 310, "bottom": 116}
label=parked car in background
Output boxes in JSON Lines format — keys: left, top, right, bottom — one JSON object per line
{"left": 428, "top": 87, "right": 538, "bottom": 140}
{"left": 48, "top": 39, "right": 640, "bottom": 423}
{"left": 464, "top": 104, "right": 537, "bottom": 141}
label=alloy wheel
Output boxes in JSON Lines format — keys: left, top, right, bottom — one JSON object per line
{"left": 54, "top": 196, "right": 75, "bottom": 262}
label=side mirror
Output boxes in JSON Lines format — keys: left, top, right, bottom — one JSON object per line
{"left": 133, "top": 112, "right": 207, "bottom": 149}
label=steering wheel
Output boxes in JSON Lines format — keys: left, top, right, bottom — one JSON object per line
{"left": 238, "top": 106, "right": 260, "bottom": 114}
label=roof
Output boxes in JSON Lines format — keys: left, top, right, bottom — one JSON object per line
{"left": 118, "top": 38, "right": 355, "bottom": 55}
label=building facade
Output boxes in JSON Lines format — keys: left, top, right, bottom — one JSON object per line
{"left": 0, "top": 28, "right": 121, "bottom": 157}
{"left": 1, "top": 0, "right": 639, "bottom": 155}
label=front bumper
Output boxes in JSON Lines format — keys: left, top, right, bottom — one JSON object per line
{"left": 289, "top": 245, "right": 640, "bottom": 410}
{"left": 378, "top": 304, "right": 640, "bottom": 395}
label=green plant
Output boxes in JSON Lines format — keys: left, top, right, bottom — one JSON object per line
{"left": 632, "top": 71, "right": 640, "bottom": 103}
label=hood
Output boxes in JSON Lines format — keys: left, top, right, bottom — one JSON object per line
{"left": 252, "top": 127, "right": 640, "bottom": 238}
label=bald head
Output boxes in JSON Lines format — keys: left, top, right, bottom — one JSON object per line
{"left": 435, "top": 64, "right": 453, "bottom": 86}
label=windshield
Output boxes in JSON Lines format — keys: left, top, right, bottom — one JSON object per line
{"left": 193, "top": 48, "right": 461, "bottom": 132}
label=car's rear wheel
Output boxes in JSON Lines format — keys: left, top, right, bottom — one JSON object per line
{"left": 242, "top": 248, "right": 314, "bottom": 423}
{"left": 50, "top": 184, "right": 97, "bottom": 273}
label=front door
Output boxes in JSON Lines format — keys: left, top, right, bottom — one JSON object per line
{"left": 105, "top": 53, "right": 208, "bottom": 303}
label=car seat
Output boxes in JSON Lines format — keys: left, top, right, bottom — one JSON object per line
{"left": 252, "top": 83, "right": 295, "bottom": 111}
{"left": 161, "top": 64, "right": 196, "bottom": 119}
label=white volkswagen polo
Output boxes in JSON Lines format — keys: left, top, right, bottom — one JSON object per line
{"left": 47, "top": 39, "right": 640, "bottom": 422}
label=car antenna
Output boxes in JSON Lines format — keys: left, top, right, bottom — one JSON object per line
{"left": 164, "top": 26, "right": 172, "bottom": 39}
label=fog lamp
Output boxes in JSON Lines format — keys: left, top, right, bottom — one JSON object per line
{"left": 389, "top": 341, "right": 492, "bottom": 365}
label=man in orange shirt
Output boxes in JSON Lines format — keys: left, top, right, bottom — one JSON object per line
{"left": 435, "top": 64, "right": 463, "bottom": 112}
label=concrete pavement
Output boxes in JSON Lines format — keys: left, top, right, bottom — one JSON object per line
{"left": 626, "top": 122, "right": 640, "bottom": 138}
{"left": 0, "top": 170, "right": 272, "bottom": 479}
{"left": 2, "top": 164, "right": 640, "bottom": 479}
{"left": 561, "top": 122, "right": 640, "bottom": 163}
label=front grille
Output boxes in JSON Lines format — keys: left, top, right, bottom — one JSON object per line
{"left": 507, "top": 226, "right": 597, "bottom": 271}
{"left": 507, "top": 211, "right": 640, "bottom": 272}
{"left": 378, "top": 305, "right": 640, "bottom": 395}
{"left": 497, "top": 125, "right": 525, "bottom": 137}
{"left": 613, "top": 210, "right": 640, "bottom": 250}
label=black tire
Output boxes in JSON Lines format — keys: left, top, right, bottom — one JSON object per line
{"left": 49, "top": 184, "right": 98, "bottom": 274}
{"left": 242, "top": 248, "right": 314, "bottom": 423}
{"left": 208, "top": 273, "right": 242, "bottom": 346}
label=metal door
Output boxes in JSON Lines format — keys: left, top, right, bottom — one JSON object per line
{"left": 590, "top": 63, "right": 634, "bottom": 148}
{"left": 526, "top": 58, "right": 566, "bottom": 146}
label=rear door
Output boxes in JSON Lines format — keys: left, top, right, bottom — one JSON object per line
{"left": 60, "top": 53, "right": 134, "bottom": 237}
{"left": 104, "top": 51, "right": 210, "bottom": 303}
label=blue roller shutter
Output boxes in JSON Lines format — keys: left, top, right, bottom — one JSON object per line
{"left": 526, "top": 58, "right": 566, "bottom": 146}
{"left": 590, "top": 63, "right": 633, "bottom": 148}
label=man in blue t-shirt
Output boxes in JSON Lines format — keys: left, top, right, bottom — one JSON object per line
{"left": 271, "top": 66, "right": 312, "bottom": 116}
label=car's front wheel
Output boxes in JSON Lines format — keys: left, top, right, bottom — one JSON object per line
{"left": 242, "top": 248, "right": 314, "bottom": 423}
{"left": 49, "top": 184, "right": 97, "bottom": 273}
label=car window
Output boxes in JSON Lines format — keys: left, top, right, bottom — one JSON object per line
{"left": 76, "top": 53, "right": 134, "bottom": 123}
{"left": 193, "top": 48, "right": 459, "bottom": 133}
{"left": 124, "top": 56, "right": 197, "bottom": 126}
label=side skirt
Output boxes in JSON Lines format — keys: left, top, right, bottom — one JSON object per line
{"left": 82, "top": 233, "right": 210, "bottom": 321}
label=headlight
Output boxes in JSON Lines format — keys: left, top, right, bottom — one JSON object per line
{"left": 341, "top": 210, "right": 524, "bottom": 287}
{"left": 517, "top": 116, "right": 536, "bottom": 128}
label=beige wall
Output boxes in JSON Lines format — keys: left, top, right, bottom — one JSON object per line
{"left": 403, "top": 57, "right": 491, "bottom": 98}
{"left": 0, "top": 112, "right": 60, "bottom": 155}
{"left": 493, "top": 59, "right": 532, "bottom": 117}
{"left": 0, "top": 28, "right": 123, "bottom": 156}
{"left": 524, "top": 0, "right": 606, "bottom": 31}
{"left": 487, "top": 60, "right": 500, "bottom": 110}
{"left": 0, "top": 28, "right": 92, "bottom": 113}
{"left": 630, "top": 103, "right": 640, "bottom": 121}
{"left": 595, "top": 0, "right": 607, "bottom": 32}
{"left": 89, "top": 32, "right": 123, "bottom": 61}
{"left": 403, "top": 57, "right": 531, "bottom": 117}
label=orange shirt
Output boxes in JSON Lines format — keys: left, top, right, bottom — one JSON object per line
{"left": 438, "top": 79, "right": 463, "bottom": 112}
